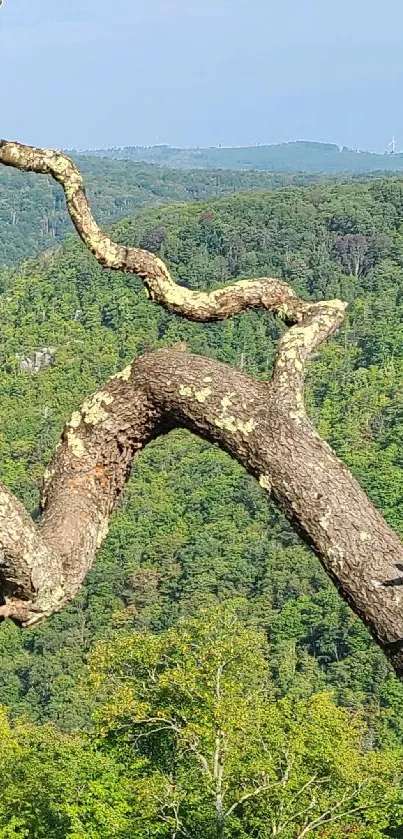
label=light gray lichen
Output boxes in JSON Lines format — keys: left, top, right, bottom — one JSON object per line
{"left": 68, "top": 410, "right": 82, "bottom": 430}
{"left": 96, "top": 517, "right": 109, "bottom": 548}
{"left": 215, "top": 394, "right": 256, "bottom": 436}
{"left": 66, "top": 430, "right": 85, "bottom": 458}
{"left": 112, "top": 364, "right": 132, "bottom": 382}
{"left": 259, "top": 474, "right": 272, "bottom": 492}
{"left": 82, "top": 391, "right": 114, "bottom": 425}
{"left": 178, "top": 384, "right": 212, "bottom": 403}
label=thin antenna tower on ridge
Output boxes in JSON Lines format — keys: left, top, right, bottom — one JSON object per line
{"left": 389, "top": 135, "right": 397, "bottom": 154}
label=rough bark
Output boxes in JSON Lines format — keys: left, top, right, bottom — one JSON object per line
{"left": 1, "top": 141, "right": 403, "bottom": 680}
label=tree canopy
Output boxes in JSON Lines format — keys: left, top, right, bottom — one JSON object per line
{"left": 1, "top": 604, "right": 402, "bottom": 838}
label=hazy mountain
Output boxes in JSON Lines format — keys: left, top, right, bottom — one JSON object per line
{"left": 80, "top": 140, "right": 403, "bottom": 174}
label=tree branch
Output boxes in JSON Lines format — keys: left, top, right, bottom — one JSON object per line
{"left": 224, "top": 779, "right": 284, "bottom": 819}
{"left": 2, "top": 141, "right": 403, "bottom": 682}
{"left": 0, "top": 140, "right": 344, "bottom": 329}
{"left": 296, "top": 782, "right": 373, "bottom": 838}
{"left": 0, "top": 140, "right": 347, "bottom": 409}
{"left": 272, "top": 300, "right": 347, "bottom": 408}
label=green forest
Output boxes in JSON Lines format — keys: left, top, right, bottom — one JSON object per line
{"left": 2, "top": 173, "right": 403, "bottom": 835}
{"left": 0, "top": 155, "right": 332, "bottom": 266}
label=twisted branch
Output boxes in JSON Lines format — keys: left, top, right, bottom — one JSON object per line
{"left": 0, "top": 140, "right": 346, "bottom": 390}
{"left": 3, "top": 141, "right": 403, "bottom": 682}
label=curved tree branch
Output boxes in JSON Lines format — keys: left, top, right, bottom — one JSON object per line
{"left": 1, "top": 141, "right": 403, "bottom": 682}
{"left": 0, "top": 140, "right": 344, "bottom": 321}
{"left": 0, "top": 350, "right": 403, "bottom": 677}
{"left": 0, "top": 139, "right": 346, "bottom": 404}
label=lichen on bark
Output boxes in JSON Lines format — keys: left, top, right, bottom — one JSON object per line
{"left": 2, "top": 140, "right": 403, "bottom": 681}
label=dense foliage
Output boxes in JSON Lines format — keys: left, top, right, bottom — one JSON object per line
{"left": 86, "top": 604, "right": 403, "bottom": 839}
{"left": 3, "top": 606, "right": 402, "bottom": 837}
{"left": 0, "top": 155, "right": 329, "bottom": 266}
{"left": 84, "top": 140, "right": 403, "bottom": 174}
{"left": 2, "top": 175, "right": 403, "bottom": 833}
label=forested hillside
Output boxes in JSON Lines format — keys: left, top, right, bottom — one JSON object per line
{"left": 84, "top": 139, "right": 403, "bottom": 174}
{"left": 0, "top": 154, "right": 329, "bottom": 266}
{"left": 2, "top": 178, "right": 403, "bottom": 834}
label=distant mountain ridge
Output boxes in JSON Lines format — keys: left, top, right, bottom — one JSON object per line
{"left": 80, "top": 140, "right": 403, "bottom": 174}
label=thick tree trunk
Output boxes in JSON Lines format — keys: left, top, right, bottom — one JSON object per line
{"left": 1, "top": 140, "right": 403, "bottom": 680}
{"left": 2, "top": 349, "right": 403, "bottom": 676}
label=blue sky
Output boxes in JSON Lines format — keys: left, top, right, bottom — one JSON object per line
{"left": 1, "top": 0, "right": 403, "bottom": 151}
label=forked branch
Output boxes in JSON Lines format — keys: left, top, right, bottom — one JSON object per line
{"left": 2, "top": 141, "right": 403, "bottom": 684}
